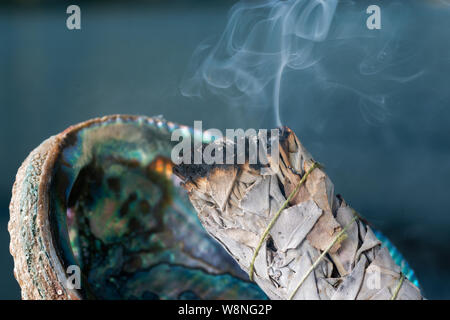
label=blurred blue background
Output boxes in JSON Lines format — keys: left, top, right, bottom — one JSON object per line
{"left": 1, "top": 0, "right": 449, "bottom": 299}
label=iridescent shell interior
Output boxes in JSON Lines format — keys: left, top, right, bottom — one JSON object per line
{"left": 48, "top": 116, "right": 266, "bottom": 300}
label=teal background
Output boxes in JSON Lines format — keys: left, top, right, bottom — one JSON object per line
{"left": 1, "top": 0, "right": 449, "bottom": 299}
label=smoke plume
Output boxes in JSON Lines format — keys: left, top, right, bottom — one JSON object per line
{"left": 181, "top": 0, "right": 433, "bottom": 128}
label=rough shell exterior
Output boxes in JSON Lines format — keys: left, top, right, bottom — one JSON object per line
{"left": 9, "top": 115, "right": 158, "bottom": 299}
{"left": 9, "top": 134, "right": 78, "bottom": 299}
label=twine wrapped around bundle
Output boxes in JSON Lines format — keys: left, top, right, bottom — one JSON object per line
{"left": 174, "top": 127, "right": 423, "bottom": 300}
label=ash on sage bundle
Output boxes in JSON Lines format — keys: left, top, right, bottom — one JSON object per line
{"left": 174, "top": 127, "right": 423, "bottom": 300}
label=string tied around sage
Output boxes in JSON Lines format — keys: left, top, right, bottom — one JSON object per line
{"left": 288, "top": 213, "right": 359, "bottom": 300}
{"left": 248, "top": 161, "right": 322, "bottom": 281}
{"left": 390, "top": 273, "right": 405, "bottom": 300}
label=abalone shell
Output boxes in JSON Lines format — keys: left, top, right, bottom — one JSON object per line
{"left": 9, "top": 115, "right": 267, "bottom": 300}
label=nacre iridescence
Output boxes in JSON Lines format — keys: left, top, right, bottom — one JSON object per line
{"left": 48, "top": 116, "right": 266, "bottom": 300}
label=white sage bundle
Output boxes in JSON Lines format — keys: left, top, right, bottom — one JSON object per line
{"left": 173, "top": 128, "right": 423, "bottom": 300}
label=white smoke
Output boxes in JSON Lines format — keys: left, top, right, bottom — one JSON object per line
{"left": 181, "top": 0, "right": 338, "bottom": 127}
{"left": 181, "top": 0, "right": 428, "bottom": 128}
